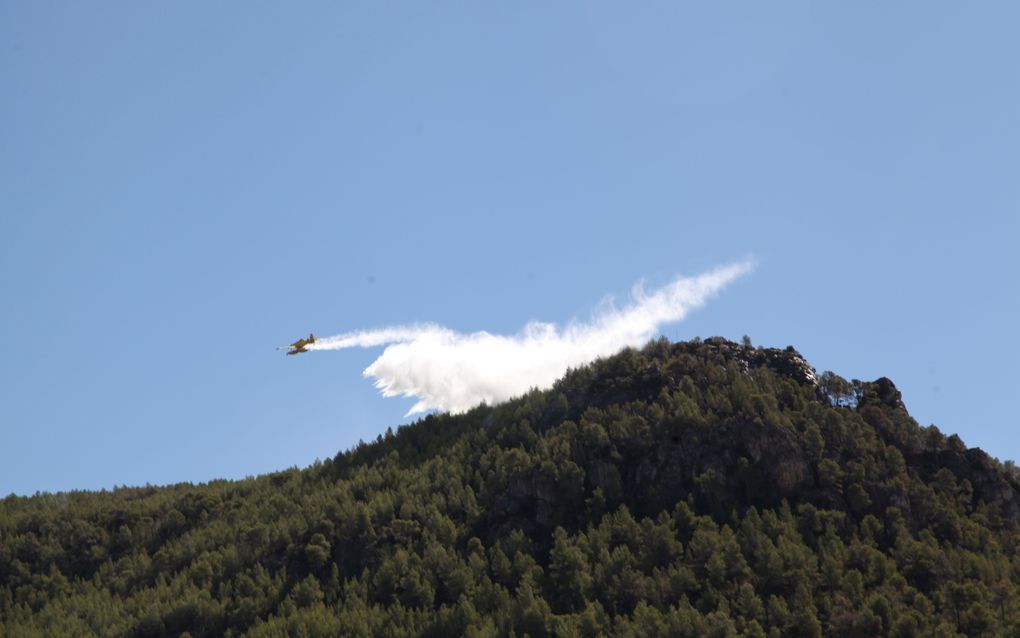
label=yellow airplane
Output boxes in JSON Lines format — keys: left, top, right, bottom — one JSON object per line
{"left": 277, "top": 333, "right": 316, "bottom": 355}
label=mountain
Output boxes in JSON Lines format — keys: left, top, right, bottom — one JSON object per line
{"left": 3, "top": 337, "right": 1019, "bottom": 637}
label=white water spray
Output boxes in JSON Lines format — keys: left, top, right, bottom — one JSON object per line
{"left": 309, "top": 261, "right": 753, "bottom": 415}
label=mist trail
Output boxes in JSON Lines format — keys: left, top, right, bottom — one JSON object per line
{"left": 308, "top": 260, "right": 753, "bottom": 416}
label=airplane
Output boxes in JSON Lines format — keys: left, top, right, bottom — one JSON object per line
{"left": 277, "top": 333, "right": 316, "bottom": 355}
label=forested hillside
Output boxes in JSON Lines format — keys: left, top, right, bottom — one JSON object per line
{"left": 3, "top": 338, "right": 1019, "bottom": 637}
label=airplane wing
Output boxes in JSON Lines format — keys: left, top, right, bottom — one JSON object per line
{"left": 277, "top": 336, "right": 314, "bottom": 353}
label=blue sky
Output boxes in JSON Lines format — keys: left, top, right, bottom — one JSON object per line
{"left": 1, "top": 3, "right": 1017, "bottom": 495}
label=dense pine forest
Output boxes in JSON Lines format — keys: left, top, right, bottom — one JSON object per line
{"left": 3, "top": 337, "right": 1019, "bottom": 637}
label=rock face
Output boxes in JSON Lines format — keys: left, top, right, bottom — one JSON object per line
{"left": 702, "top": 336, "right": 819, "bottom": 386}
{"left": 871, "top": 376, "right": 907, "bottom": 409}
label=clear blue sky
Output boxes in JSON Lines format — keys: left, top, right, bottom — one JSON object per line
{"left": 2, "top": 3, "right": 1017, "bottom": 495}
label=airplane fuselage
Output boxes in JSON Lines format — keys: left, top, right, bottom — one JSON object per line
{"left": 280, "top": 333, "right": 316, "bottom": 355}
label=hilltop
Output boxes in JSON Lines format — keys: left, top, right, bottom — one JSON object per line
{"left": 2, "top": 338, "right": 1019, "bottom": 637}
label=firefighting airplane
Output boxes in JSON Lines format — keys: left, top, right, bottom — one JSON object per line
{"left": 277, "top": 334, "right": 316, "bottom": 355}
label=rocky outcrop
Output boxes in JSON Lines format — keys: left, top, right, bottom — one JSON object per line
{"left": 701, "top": 337, "right": 819, "bottom": 387}
{"left": 870, "top": 376, "right": 906, "bottom": 410}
